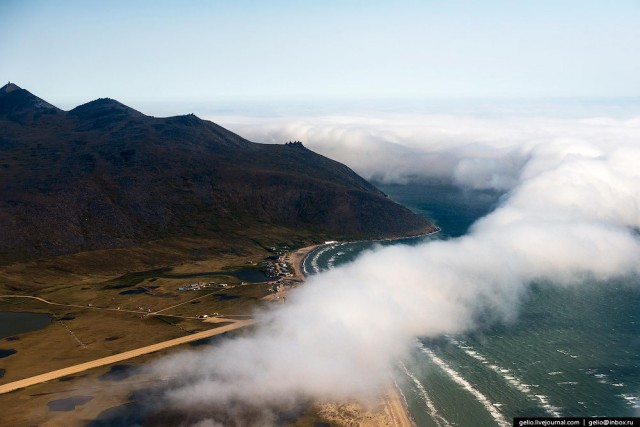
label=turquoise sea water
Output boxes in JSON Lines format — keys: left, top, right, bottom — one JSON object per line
{"left": 303, "top": 181, "right": 640, "bottom": 425}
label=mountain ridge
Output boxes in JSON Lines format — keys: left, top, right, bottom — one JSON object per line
{"left": 0, "top": 84, "right": 436, "bottom": 259}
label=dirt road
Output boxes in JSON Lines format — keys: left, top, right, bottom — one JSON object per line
{"left": 0, "top": 318, "right": 253, "bottom": 395}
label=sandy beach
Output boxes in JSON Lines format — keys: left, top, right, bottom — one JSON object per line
{"left": 314, "top": 387, "right": 414, "bottom": 427}
{"left": 287, "top": 243, "right": 321, "bottom": 280}
{"left": 289, "top": 245, "right": 416, "bottom": 426}
{"left": 384, "top": 387, "right": 415, "bottom": 427}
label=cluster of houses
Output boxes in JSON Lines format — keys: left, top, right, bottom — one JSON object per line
{"left": 197, "top": 313, "right": 219, "bottom": 319}
{"left": 261, "top": 256, "right": 293, "bottom": 279}
{"left": 271, "top": 276, "right": 300, "bottom": 292}
{"left": 261, "top": 245, "right": 293, "bottom": 279}
{"left": 178, "top": 282, "right": 229, "bottom": 291}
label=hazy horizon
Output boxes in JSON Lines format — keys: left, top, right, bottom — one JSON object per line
{"left": 6, "top": 80, "right": 640, "bottom": 119}
{"left": 3, "top": 1, "right": 640, "bottom": 108}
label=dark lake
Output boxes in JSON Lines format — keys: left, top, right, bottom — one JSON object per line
{"left": 48, "top": 395, "right": 93, "bottom": 412}
{"left": 99, "top": 364, "right": 136, "bottom": 382}
{"left": 0, "top": 311, "right": 51, "bottom": 339}
{"left": 119, "top": 288, "right": 146, "bottom": 295}
{"left": 0, "top": 349, "right": 17, "bottom": 358}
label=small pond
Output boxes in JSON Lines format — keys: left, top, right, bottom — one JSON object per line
{"left": 48, "top": 395, "right": 94, "bottom": 412}
{"left": 0, "top": 349, "right": 17, "bottom": 358}
{"left": 0, "top": 311, "right": 51, "bottom": 339}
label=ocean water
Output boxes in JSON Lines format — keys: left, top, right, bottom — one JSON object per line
{"left": 303, "top": 181, "right": 640, "bottom": 425}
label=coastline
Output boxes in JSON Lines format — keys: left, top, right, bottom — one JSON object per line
{"left": 313, "top": 386, "right": 415, "bottom": 427}
{"left": 340, "top": 226, "right": 441, "bottom": 246}
{"left": 287, "top": 244, "right": 321, "bottom": 281}
{"left": 293, "top": 227, "right": 440, "bottom": 279}
{"left": 289, "top": 245, "right": 416, "bottom": 427}
{"left": 384, "top": 386, "right": 416, "bottom": 427}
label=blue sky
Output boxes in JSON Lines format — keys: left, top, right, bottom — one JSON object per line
{"left": 2, "top": 0, "right": 639, "bottom": 113}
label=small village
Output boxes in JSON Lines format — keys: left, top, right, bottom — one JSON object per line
{"left": 170, "top": 245, "right": 302, "bottom": 317}
{"left": 261, "top": 246, "right": 299, "bottom": 294}
{"left": 177, "top": 282, "right": 230, "bottom": 292}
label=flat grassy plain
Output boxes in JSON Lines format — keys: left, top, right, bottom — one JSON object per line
{"left": 0, "top": 227, "right": 325, "bottom": 426}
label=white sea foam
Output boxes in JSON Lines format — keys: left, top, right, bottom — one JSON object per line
{"left": 309, "top": 244, "right": 337, "bottom": 274}
{"left": 327, "top": 255, "right": 336, "bottom": 269}
{"left": 450, "top": 338, "right": 562, "bottom": 416}
{"left": 619, "top": 394, "right": 640, "bottom": 409}
{"left": 594, "top": 373, "right": 609, "bottom": 384}
{"left": 398, "top": 361, "right": 452, "bottom": 427}
{"left": 417, "top": 341, "right": 509, "bottom": 427}
{"left": 556, "top": 349, "right": 579, "bottom": 359}
{"left": 584, "top": 369, "right": 617, "bottom": 386}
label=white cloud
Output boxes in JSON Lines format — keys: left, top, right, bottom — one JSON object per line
{"left": 150, "top": 110, "right": 640, "bottom": 423}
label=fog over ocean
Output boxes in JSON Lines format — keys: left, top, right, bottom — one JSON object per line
{"left": 149, "top": 101, "right": 640, "bottom": 425}
{"left": 304, "top": 181, "right": 640, "bottom": 424}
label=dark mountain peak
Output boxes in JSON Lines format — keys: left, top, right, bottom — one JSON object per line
{"left": 171, "top": 113, "right": 202, "bottom": 126}
{"left": 68, "top": 98, "right": 145, "bottom": 130}
{"left": 1, "top": 82, "right": 22, "bottom": 94}
{"left": 69, "top": 98, "right": 144, "bottom": 118}
{"left": 0, "top": 83, "right": 61, "bottom": 122}
{"left": 285, "top": 140, "right": 305, "bottom": 148}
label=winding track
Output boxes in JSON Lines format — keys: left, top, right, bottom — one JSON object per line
{"left": 0, "top": 293, "right": 224, "bottom": 319}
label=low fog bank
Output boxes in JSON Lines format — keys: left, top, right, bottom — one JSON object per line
{"left": 220, "top": 113, "right": 640, "bottom": 192}
{"left": 150, "top": 110, "right": 640, "bottom": 423}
